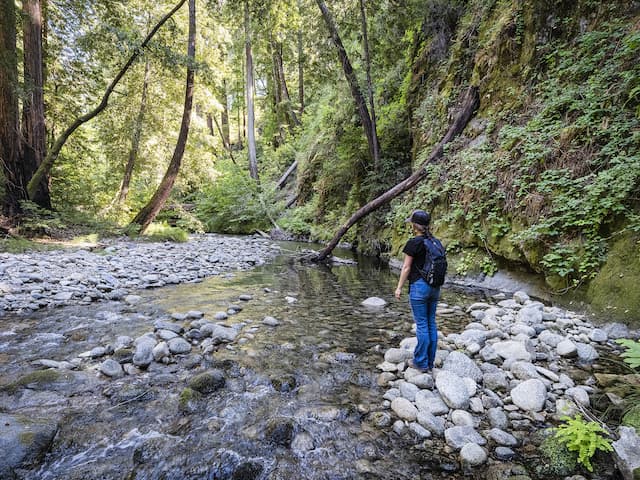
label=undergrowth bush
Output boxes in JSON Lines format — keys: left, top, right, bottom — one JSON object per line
{"left": 142, "top": 222, "right": 189, "bottom": 242}
{"left": 554, "top": 415, "right": 613, "bottom": 472}
{"left": 195, "top": 164, "right": 279, "bottom": 234}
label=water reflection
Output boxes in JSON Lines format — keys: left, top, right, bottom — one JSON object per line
{"left": 3, "top": 244, "right": 488, "bottom": 479}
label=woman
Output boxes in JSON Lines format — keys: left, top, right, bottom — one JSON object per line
{"left": 394, "top": 209, "right": 440, "bottom": 372}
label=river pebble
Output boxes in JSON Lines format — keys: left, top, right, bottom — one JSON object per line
{"left": 376, "top": 289, "right": 640, "bottom": 473}
{"left": 0, "top": 234, "right": 279, "bottom": 314}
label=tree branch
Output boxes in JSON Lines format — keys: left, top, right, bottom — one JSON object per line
{"left": 26, "top": 0, "right": 188, "bottom": 200}
{"left": 312, "top": 85, "right": 480, "bottom": 261}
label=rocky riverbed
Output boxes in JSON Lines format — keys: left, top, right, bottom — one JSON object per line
{"left": 2, "top": 235, "right": 640, "bottom": 479}
{"left": 375, "top": 291, "right": 640, "bottom": 479}
{"left": 0, "top": 234, "right": 280, "bottom": 313}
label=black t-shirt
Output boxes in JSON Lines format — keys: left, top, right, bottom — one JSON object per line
{"left": 402, "top": 235, "right": 426, "bottom": 284}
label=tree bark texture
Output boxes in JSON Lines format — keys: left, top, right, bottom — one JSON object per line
{"left": 221, "top": 78, "right": 230, "bottom": 145}
{"left": 117, "top": 58, "right": 151, "bottom": 205}
{"left": 27, "top": 0, "right": 188, "bottom": 200}
{"left": 359, "top": 0, "right": 379, "bottom": 169}
{"left": 273, "top": 42, "right": 300, "bottom": 129}
{"left": 130, "top": 0, "right": 196, "bottom": 233}
{"left": 297, "top": 29, "right": 304, "bottom": 116}
{"left": 315, "top": 0, "right": 380, "bottom": 167}
{"left": 0, "top": 0, "right": 24, "bottom": 216}
{"left": 22, "top": 0, "right": 50, "bottom": 209}
{"left": 244, "top": 0, "right": 258, "bottom": 181}
{"left": 314, "top": 86, "right": 480, "bottom": 261}
{"left": 212, "top": 114, "right": 236, "bottom": 164}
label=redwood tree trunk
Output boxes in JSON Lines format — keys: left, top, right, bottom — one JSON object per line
{"left": 22, "top": 0, "right": 50, "bottom": 209}
{"left": 0, "top": 0, "right": 24, "bottom": 217}
{"left": 315, "top": 0, "right": 380, "bottom": 166}
{"left": 359, "top": 0, "right": 378, "bottom": 169}
{"left": 274, "top": 42, "right": 300, "bottom": 128}
{"left": 117, "top": 58, "right": 151, "bottom": 205}
{"left": 244, "top": 0, "right": 258, "bottom": 181}
{"left": 297, "top": 28, "right": 304, "bottom": 116}
{"left": 130, "top": 0, "right": 196, "bottom": 233}
{"left": 314, "top": 86, "right": 480, "bottom": 261}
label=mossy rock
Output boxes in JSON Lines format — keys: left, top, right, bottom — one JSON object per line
{"left": 178, "top": 387, "right": 202, "bottom": 412}
{"left": 535, "top": 433, "right": 578, "bottom": 476}
{"left": 622, "top": 404, "right": 640, "bottom": 435}
{"left": 587, "top": 233, "right": 640, "bottom": 322}
{"left": 3, "top": 369, "right": 72, "bottom": 394}
{"left": 188, "top": 370, "right": 225, "bottom": 394}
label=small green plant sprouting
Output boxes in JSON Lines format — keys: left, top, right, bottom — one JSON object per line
{"left": 554, "top": 415, "right": 613, "bottom": 472}
{"left": 616, "top": 339, "right": 640, "bottom": 370}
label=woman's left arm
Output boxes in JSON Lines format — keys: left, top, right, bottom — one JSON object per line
{"left": 395, "top": 254, "right": 413, "bottom": 299}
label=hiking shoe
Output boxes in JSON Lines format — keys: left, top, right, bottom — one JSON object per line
{"left": 408, "top": 360, "right": 431, "bottom": 373}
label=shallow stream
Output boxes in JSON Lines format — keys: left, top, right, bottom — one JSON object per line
{"left": 0, "top": 243, "right": 605, "bottom": 479}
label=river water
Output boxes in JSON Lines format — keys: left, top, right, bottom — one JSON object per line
{"left": 0, "top": 243, "right": 545, "bottom": 479}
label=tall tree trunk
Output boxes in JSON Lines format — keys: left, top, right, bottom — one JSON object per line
{"left": 27, "top": 0, "right": 188, "bottom": 200}
{"left": 297, "top": 3, "right": 304, "bottom": 116}
{"left": 359, "top": 0, "right": 378, "bottom": 169}
{"left": 21, "top": 0, "right": 50, "bottom": 209}
{"left": 244, "top": 0, "right": 258, "bottom": 181}
{"left": 212, "top": 113, "right": 236, "bottom": 164}
{"left": 313, "top": 86, "right": 480, "bottom": 261}
{"left": 221, "top": 78, "right": 230, "bottom": 145}
{"left": 130, "top": 0, "right": 196, "bottom": 233}
{"left": 274, "top": 42, "right": 300, "bottom": 129}
{"left": 117, "top": 58, "right": 151, "bottom": 205}
{"left": 0, "top": 0, "right": 24, "bottom": 217}
{"left": 315, "top": 0, "right": 380, "bottom": 167}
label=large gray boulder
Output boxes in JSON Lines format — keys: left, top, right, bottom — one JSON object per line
{"left": 436, "top": 372, "right": 471, "bottom": 409}
{"left": 200, "top": 323, "right": 238, "bottom": 343}
{"left": 442, "top": 351, "right": 483, "bottom": 383}
{"left": 613, "top": 426, "right": 640, "bottom": 480}
{"left": 391, "top": 397, "right": 418, "bottom": 422}
{"left": 510, "top": 379, "right": 547, "bottom": 412}
{"left": 444, "top": 426, "right": 486, "bottom": 450}
{"left": 414, "top": 390, "right": 449, "bottom": 416}
{"left": 460, "top": 443, "right": 488, "bottom": 466}
{"left": 492, "top": 341, "right": 533, "bottom": 362}
{"left": 0, "top": 414, "right": 58, "bottom": 478}
{"left": 416, "top": 411, "right": 446, "bottom": 436}
{"left": 384, "top": 348, "right": 413, "bottom": 364}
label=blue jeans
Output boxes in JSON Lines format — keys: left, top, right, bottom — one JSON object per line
{"left": 409, "top": 278, "right": 440, "bottom": 369}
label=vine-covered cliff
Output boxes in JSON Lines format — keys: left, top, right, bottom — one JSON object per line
{"left": 383, "top": 0, "right": 639, "bottom": 317}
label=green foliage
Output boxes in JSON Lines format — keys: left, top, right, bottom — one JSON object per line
{"left": 622, "top": 404, "right": 640, "bottom": 435}
{"left": 194, "top": 164, "right": 278, "bottom": 234}
{"left": 554, "top": 415, "right": 613, "bottom": 472}
{"left": 616, "top": 339, "right": 640, "bottom": 370}
{"left": 142, "top": 222, "right": 189, "bottom": 242}
{"left": 537, "top": 430, "right": 579, "bottom": 476}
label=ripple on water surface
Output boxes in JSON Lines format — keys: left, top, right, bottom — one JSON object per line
{"left": 3, "top": 246, "right": 486, "bottom": 479}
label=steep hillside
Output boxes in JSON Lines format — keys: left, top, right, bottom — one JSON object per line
{"left": 386, "top": 0, "right": 640, "bottom": 317}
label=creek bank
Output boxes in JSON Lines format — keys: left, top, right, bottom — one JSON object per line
{"left": 0, "top": 234, "right": 280, "bottom": 314}
{"left": 374, "top": 289, "right": 640, "bottom": 478}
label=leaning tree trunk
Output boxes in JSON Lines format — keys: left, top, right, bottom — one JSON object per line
{"left": 22, "top": 0, "right": 50, "bottom": 209}
{"left": 313, "top": 86, "right": 480, "bottom": 261}
{"left": 0, "top": 0, "right": 24, "bottom": 217}
{"left": 129, "top": 0, "right": 196, "bottom": 233}
{"left": 315, "top": 0, "right": 380, "bottom": 167}
{"left": 244, "top": 0, "right": 258, "bottom": 181}
{"left": 27, "top": 0, "right": 188, "bottom": 200}
{"left": 117, "top": 58, "right": 151, "bottom": 205}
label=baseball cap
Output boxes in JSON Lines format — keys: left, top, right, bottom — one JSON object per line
{"left": 405, "top": 209, "right": 431, "bottom": 226}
